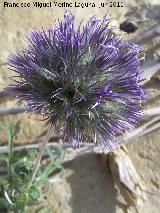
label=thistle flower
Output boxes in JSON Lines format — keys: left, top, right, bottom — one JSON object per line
{"left": 5, "top": 12, "right": 145, "bottom": 149}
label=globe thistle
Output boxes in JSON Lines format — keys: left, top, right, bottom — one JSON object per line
{"left": 5, "top": 11, "right": 145, "bottom": 149}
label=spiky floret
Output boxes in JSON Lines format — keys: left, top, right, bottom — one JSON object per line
{"left": 5, "top": 12, "right": 145, "bottom": 149}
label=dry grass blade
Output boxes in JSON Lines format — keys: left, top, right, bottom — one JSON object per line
{"left": 143, "top": 107, "right": 160, "bottom": 117}
{"left": 0, "top": 106, "right": 29, "bottom": 116}
{"left": 132, "top": 23, "right": 160, "bottom": 44}
{"left": 141, "top": 62, "right": 160, "bottom": 84}
{"left": 122, "top": 115, "right": 160, "bottom": 141}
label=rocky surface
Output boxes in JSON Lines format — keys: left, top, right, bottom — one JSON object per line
{"left": 0, "top": 0, "right": 160, "bottom": 212}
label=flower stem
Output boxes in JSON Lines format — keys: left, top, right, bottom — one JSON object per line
{"left": 28, "top": 126, "right": 52, "bottom": 188}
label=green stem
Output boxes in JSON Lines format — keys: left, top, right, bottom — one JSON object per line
{"left": 7, "top": 125, "right": 14, "bottom": 179}
{"left": 28, "top": 126, "right": 52, "bottom": 188}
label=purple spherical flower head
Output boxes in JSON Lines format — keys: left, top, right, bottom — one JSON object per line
{"left": 4, "top": 11, "right": 145, "bottom": 149}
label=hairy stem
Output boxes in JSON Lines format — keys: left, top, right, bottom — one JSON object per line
{"left": 28, "top": 126, "right": 52, "bottom": 188}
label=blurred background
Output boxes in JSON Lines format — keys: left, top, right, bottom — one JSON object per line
{"left": 0, "top": 0, "right": 160, "bottom": 212}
